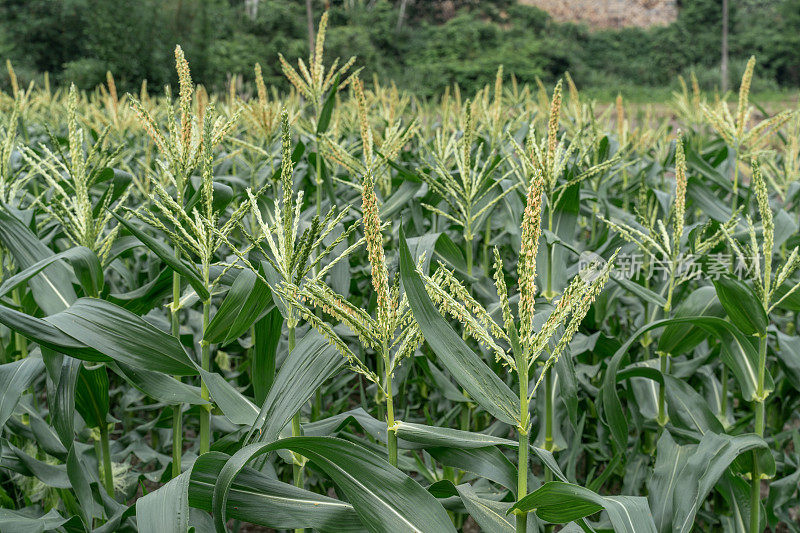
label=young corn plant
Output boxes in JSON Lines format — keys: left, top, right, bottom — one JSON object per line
{"left": 0, "top": 96, "right": 28, "bottom": 207}
{"left": 402, "top": 168, "right": 616, "bottom": 532}
{"left": 322, "top": 76, "right": 416, "bottom": 197}
{"left": 279, "top": 10, "right": 356, "bottom": 216}
{"left": 718, "top": 159, "right": 800, "bottom": 533}
{"left": 512, "top": 80, "right": 619, "bottom": 299}
{"left": 266, "top": 104, "right": 417, "bottom": 469}
{"left": 701, "top": 56, "right": 793, "bottom": 204}
{"left": 672, "top": 71, "right": 705, "bottom": 130}
{"left": 89, "top": 71, "right": 141, "bottom": 140}
{"left": 474, "top": 65, "right": 511, "bottom": 148}
{"left": 370, "top": 75, "right": 412, "bottom": 133}
{"left": 3, "top": 60, "right": 32, "bottom": 145}
{"left": 764, "top": 108, "right": 800, "bottom": 199}
{"left": 510, "top": 81, "right": 619, "bottom": 462}
{"left": 21, "top": 85, "right": 128, "bottom": 265}
{"left": 130, "top": 108, "right": 243, "bottom": 455}
{"left": 601, "top": 134, "right": 738, "bottom": 425}
{"left": 223, "top": 110, "right": 359, "bottom": 484}
{"left": 127, "top": 45, "right": 238, "bottom": 474}
{"left": 242, "top": 63, "right": 283, "bottom": 141}
{"left": 419, "top": 99, "right": 517, "bottom": 278}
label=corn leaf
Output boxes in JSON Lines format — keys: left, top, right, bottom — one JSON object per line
{"left": 399, "top": 227, "right": 519, "bottom": 426}
{"left": 509, "top": 481, "right": 657, "bottom": 532}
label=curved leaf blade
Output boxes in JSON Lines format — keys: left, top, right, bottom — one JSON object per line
{"left": 399, "top": 227, "right": 519, "bottom": 426}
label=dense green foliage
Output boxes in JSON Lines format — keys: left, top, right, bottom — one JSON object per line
{"left": 2, "top": 0, "right": 800, "bottom": 96}
{"left": 0, "top": 12, "right": 799, "bottom": 533}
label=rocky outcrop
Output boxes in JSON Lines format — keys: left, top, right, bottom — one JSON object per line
{"left": 519, "top": 0, "right": 678, "bottom": 29}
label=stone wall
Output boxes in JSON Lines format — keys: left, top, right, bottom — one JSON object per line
{"left": 518, "top": 0, "right": 678, "bottom": 29}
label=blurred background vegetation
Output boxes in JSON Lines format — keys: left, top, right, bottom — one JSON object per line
{"left": 1, "top": 0, "right": 798, "bottom": 99}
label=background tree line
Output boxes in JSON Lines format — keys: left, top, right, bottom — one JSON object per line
{"left": 1, "top": 0, "right": 798, "bottom": 97}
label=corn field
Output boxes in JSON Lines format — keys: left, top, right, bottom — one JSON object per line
{"left": 1, "top": 14, "right": 800, "bottom": 533}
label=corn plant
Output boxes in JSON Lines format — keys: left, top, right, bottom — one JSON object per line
{"left": 273, "top": 109, "right": 417, "bottom": 468}
{"left": 601, "top": 133, "right": 739, "bottom": 426}
{"left": 322, "top": 76, "right": 416, "bottom": 196}
{"left": 224, "top": 110, "right": 359, "bottom": 485}
{"left": 701, "top": 57, "right": 794, "bottom": 202}
{"left": 0, "top": 96, "right": 26, "bottom": 207}
{"left": 716, "top": 159, "right": 800, "bottom": 532}
{"left": 21, "top": 85, "right": 128, "bottom": 264}
{"left": 399, "top": 166, "right": 617, "bottom": 532}
{"left": 672, "top": 71, "right": 705, "bottom": 130}
{"left": 418, "top": 99, "right": 517, "bottom": 277}
{"left": 125, "top": 45, "right": 239, "bottom": 473}
{"left": 280, "top": 10, "right": 356, "bottom": 216}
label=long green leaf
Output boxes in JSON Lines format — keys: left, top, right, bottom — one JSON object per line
{"left": 136, "top": 469, "right": 191, "bottom": 533}
{"left": 45, "top": 298, "right": 197, "bottom": 375}
{"left": 0, "top": 207, "right": 77, "bottom": 314}
{"left": 204, "top": 268, "right": 274, "bottom": 345}
{"left": 213, "top": 437, "right": 457, "bottom": 533}
{"left": 110, "top": 212, "right": 210, "bottom": 300}
{"left": 398, "top": 227, "right": 519, "bottom": 426}
{"left": 189, "top": 451, "right": 363, "bottom": 532}
{"left": 510, "top": 481, "right": 657, "bottom": 532}
{"left": 713, "top": 275, "right": 767, "bottom": 336}
{"left": 248, "top": 330, "right": 343, "bottom": 443}
{"left": 251, "top": 308, "right": 283, "bottom": 404}
{"left": 0, "top": 355, "right": 44, "bottom": 427}
{"left": 601, "top": 316, "right": 770, "bottom": 450}
{"left": 74, "top": 363, "right": 108, "bottom": 428}
{"left": 455, "top": 483, "right": 516, "bottom": 532}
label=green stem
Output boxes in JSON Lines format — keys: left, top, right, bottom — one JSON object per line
{"left": 287, "top": 327, "right": 306, "bottom": 495}
{"left": 545, "top": 243, "right": 554, "bottom": 301}
{"left": 291, "top": 414, "right": 303, "bottom": 485}
{"left": 314, "top": 101, "right": 323, "bottom": 218}
{"left": 199, "top": 297, "right": 211, "bottom": 455}
{"left": 545, "top": 208, "right": 556, "bottom": 300}
{"left": 543, "top": 366, "right": 557, "bottom": 529}
{"left": 99, "top": 424, "right": 114, "bottom": 497}
{"left": 171, "top": 404, "right": 182, "bottom": 477}
{"left": 459, "top": 404, "right": 470, "bottom": 432}
{"left": 750, "top": 456, "right": 760, "bottom": 533}
{"left": 315, "top": 149, "right": 322, "bottom": 217}
{"left": 170, "top": 265, "right": 183, "bottom": 478}
{"left": 483, "top": 215, "right": 492, "bottom": 276}
{"left": 376, "top": 348, "right": 385, "bottom": 422}
{"left": 516, "top": 430, "right": 529, "bottom": 533}
{"left": 385, "top": 341, "right": 398, "bottom": 467}
{"left": 750, "top": 332, "right": 767, "bottom": 533}
{"left": 755, "top": 335, "right": 767, "bottom": 434}
{"left": 517, "top": 357, "right": 529, "bottom": 533}
{"left": 663, "top": 271, "right": 676, "bottom": 315}
{"left": 657, "top": 352, "right": 669, "bottom": 426}
{"left": 544, "top": 367, "right": 554, "bottom": 452}
{"left": 465, "top": 236, "right": 473, "bottom": 278}
{"left": 720, "top": 365, "right": 728, "bottom": 422}
{"left": 543, "top": 370, "right": 554, "bottom": 533}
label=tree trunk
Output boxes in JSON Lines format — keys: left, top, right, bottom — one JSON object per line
{"left": 721, "top": 0, "right": 729, "bottom": 93}
{"left": 245, "top": 0, "right": 259, "bottom": 20}
{"left": 397, "top": 0, "right": 410, "bottom": 31}
{"left": 306, "top": 0, "right": 315, "bottom": 52}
